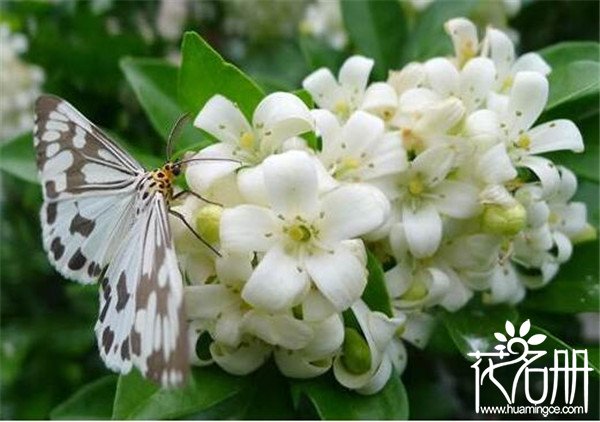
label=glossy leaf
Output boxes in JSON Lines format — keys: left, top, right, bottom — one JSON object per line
{"left": 178, "top": 32, "right": 264, "bottom": 120}
{"left": 523, "top": 241, "right": 599, "bottom": 314}
{"left": 50, "top": 375, "right": 117, "bottom": 420}
{"left": 341, "top": 0, "right": 406, "bottom": 79}
{"left": 442, "top": 303, "right": 519, "bottom": 359}
{"left": 539, "top": 42, "right": 600, "bottom": 111}
{"left": 292, "top": 372, "right": 409, "bottom": 420}
{"left": 112, "top": 366, "right": 249, "bottom": 419}
{"left": 401, "top": 0, "right": 476, "bottom": 64}
{"left": 120, "top": 58, "right": 198, "bottom": 148}
{"left": 362, "top": 250, "right": 394, "bottom": 317}
{"left": 0, "top": 133, "right": 37, "bottom": 184}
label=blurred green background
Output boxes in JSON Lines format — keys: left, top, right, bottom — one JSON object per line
{"left": 0, "top": 0, "right": 598, "bottom": 419}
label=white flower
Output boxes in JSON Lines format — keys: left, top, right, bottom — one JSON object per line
{"left": 187, "top": 92, "right": 314, "bottom": 192}
{"left": 302, "top": 55, "right": 374, "bottom": 120}
{"left": 300, "top": 0, "right": 347, "bottom": 50}
{"left": 220, "top": 150, "right": 390, "bottom": 312}
{"left": 493, "top": 71, "right": 584, "bottom": 194}
{"left": 313, "top": 110, "right": 408, "bottom": 183}
{"left": 333, "top": 301, "right": 406, "bottom": 394}
{"left": 482, "top": 26, "right": 551, "bottom": 93}
{"left": 444, "top": 18, "right": 480, "bottom": 68}
{"left": 380, "top": 145, "right": 480, "bottom": 257}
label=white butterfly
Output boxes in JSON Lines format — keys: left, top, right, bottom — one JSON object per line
{"left": 34, "top": 95, "right": 221, "bottom": 387}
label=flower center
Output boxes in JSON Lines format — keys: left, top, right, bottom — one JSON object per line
{"left": 287, "top": 224, "right": 312, "bottom": 242}
{"left": 516, "top": 133, "right": 531, "bottom": 150}
{"left": 334, "top": 100, "right": 350, "bottom": 119}
{"left": 239, "top": 131, "right": 256, "bottom": 150}
{"left": 408, "top": 174, "right": 425, "bottom": 196}
{"left": 501, "top": 75, "right": 514, "bottom": 93}
{"left": 334, "top": 156, "right": 361, "bottom": 178}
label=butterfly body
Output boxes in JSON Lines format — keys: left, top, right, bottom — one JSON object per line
{"left": 34, "top": 95, "right": 189, "bottom": 386}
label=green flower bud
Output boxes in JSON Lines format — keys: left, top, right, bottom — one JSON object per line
{"left": 194, "top": 204, "right": 223, "bottom": 244}
{"left": 341, "top": 328, "right": 371, "bottom": 375}
{"left": 482, "top": 203, "right": 526, "bottom": 236}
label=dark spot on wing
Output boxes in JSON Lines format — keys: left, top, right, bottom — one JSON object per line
{"left": 50, "top": 237, "right": 65, "bottom": 260}
{"left": 116, "top": 272, "right": 130, "bottom": 312}
{"left": 46, "top": 203, "right": 57, "bottom": 225}
{"left": 68, "top": 248, "right": 87, "bottom": 270}
{"left": 131, "top": 330, "right": 141, "bottom": 355}
{"left": 102, "top": 327, "right": 115, "bottom": 354}
{"left": 69, "top": 213, "right": 96, "bottom": 237}
{"left": 45, "top": 180, "right": 58, "bottom": 199}
{"left": 121, "top": 339, "right": 130, "bottom": 360}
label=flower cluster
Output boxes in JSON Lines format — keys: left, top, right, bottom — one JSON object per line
{"left": 174, "top": 17, "right": 592, "bottom": 393}
{"left": 0, "top": 25, "right": 44, "bottom": 140}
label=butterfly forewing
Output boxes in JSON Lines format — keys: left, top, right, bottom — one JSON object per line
{"left": 35, "top": 95, "right": 189, "bottom": 386}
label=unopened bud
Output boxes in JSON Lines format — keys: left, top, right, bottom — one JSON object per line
{"left": 195, "top": 204, "right": 223, "bottom": 244}
{"left": 341, "top": 328, "right": 371, "bottom": 375}
{"left": 400, "top": 279, "right": 428, "bottom": 301}
{"left": 482, "top": 203, "right": 526, "bottom": 236}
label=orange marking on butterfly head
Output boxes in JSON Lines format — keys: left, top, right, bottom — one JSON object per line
{"left": 149, "top": 162, "right": 182, "bottom": 203}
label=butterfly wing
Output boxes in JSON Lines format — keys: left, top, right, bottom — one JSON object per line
{"left": 96, "top": 194, "right": 189, "bottom": 386}
{"left": 35, "top": 95, "right": 145, "bottom": 283}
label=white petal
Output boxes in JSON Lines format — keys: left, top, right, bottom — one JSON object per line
{"left": 361, "top": 82, "right": 398, "bottom": 120}
{"left": 305, "top": 242, "right": 368, "bottom": 311}
{"left": 439, "top": 270, "right": 473, "bottom": 311}
{"left": 215, "top": 252, "right": 253, "bottom": 289}
{"left": 302, "top": 313, "right": 345, "bottom": 358}
{"left": 367, "top": 312, "right": 405, "bottom": 350}
{"left": 211, "top": 341, "right": 271, "bottom": 376}
{"left": 403, "top": 203, "right": 442, "bottom": 258}
{"left": 185, "top": 143, "right": 241, "bottom": 192}
{"left": 414, "top": 97, "right": 465, "bottom": 138}
{"left": 214, "top": 308, "right": 244, "bottom": 347}
{"left": 512, "top": 53, "right": 551, "bottom": 76}
{"left": 387, "top": 62, "right": 426, "bottom": 95}
{"left": 553, "top": 231, "right": 573, "bottom": 263}
{"left": 184, "top": 285, "right": 237, "bottom": 319}
{"left": 356, "top": 357, "right": 392, "bottom": 395}
{"left": 338, "top": 55, "right": 374, "bottom": 95}
{"left": 504, "top": 71, "right": 548, "bottom": 138}
{"left": 555, "top": 166, "right": 578, "bottom": 202}
{"left": 528, "top": 120, "right": 584, "bottom": 154}
{"left": 482, "top": 28, "right": 515, "bottom": 83}
{"left": 518, "top": 155, "right": 560, "bottom": 195}
{"left": 360, "top": 132, "right": 408, "bottom": 180}
{"left": 444, "top": 17, "right": 478, "bottom": 64}
{"left": 220, "top": 205, "right": 278, "bottom": 253}
{"left": 477, "top": 143, "right": 517, "bottom": 184}
{"left": 263, "top": 150, "right": 319, "bottom": 218}
{"left": 411, "top": 145, "right": 455, "bottom": 186}
{"left": 460, "top": 57, "right": 496, "bottom": 111}
{"left": 302, "top": 289, "right": 337, "bottom": 322}
{"left": 302, "top": 68, "right": 341, "bottom": 109}
{"left": 424, "top": 58, "right": 460, "bottom": 97}
{"left": 242, "top": 245, "right": 309, "bottom": 312}
{"left": 194, "top": 95, "right": 252, "bottom": 145}
{"left": 465, "top": 109, "right": 500, "bottom": 147}
{"left": 320, "top": 184, "right": 389, "bottom": 241}
{"left": 556, "top": 202, "right": 587, "bottom": 236}
{"left": 312, "top": 109, "right": 342, "bottom": 156}
{"left": 398, "top": 88, "right": 440, "bottom": 113}
{"left": 489, "top": 263, "right": 525, "bottom": 305}
{"left": 401, "top": 312, "right": 435, "bottom": 349}
{"left": 275, "top": 351, "right": 332, "bottom": 378}
{"left": 253, "top": 92, "right": 314, "bottom": 152}
{"left": 242, "top": 311, "right": 313, "bottom": 350}
{"left": 431, "top": 180, "right": 480, "bottom": 218}
{"left": 339, "top": 111, "right": 385, "bottom": 157}
{"left": 237, "top": 165, "right": 269, "bottom": 206}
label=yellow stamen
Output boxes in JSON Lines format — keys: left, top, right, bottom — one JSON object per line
{"left": 400, "top": 279, "right": 428, "bottom": 301}
{"left": 408, "top": 175, "right": 425, "bottom": 196}
{"left": 501, "top": 75, "right": 514, "bottom": 93}
{"left": 334, "top": 100, "right": 350, "bottom": 119}
{"left": 239, "top": 131, "right": 255, "bottom": 150}
{"left": 516, "top": 134, "right": 531, "bottom": 150}
{"left": 288, "top": 224, "right": 311, "bottom": 242}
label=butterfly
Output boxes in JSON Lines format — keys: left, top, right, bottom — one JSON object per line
{"left": 34, "top": 95, "right": 228, "bottom": 387}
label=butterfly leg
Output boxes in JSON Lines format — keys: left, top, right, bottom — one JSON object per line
{"left": 168, "top": 209, "right": 222, "bottom": 257}
{"left": 172, "top": 190, "right": 221, "bottom": 206}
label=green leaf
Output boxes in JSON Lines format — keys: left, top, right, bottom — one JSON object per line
{"left": 523, "top": 241, "right": 599, "bottom": 314}
{"left": 120, "top": 57, "right": 199, "bottom": 148}
{"left": 362, "top": 250, "right": 393, "bottom": 317}
{"left": 0, "top": 133, "right": 37, "bottom": 184}
{"left": 531, "top": 325, "right": 600, "bottom": 375}
{"left": 178, "top": 32, "right": 264, "bottom": 120}
{"left": 298, "top": 35, "right": 346, "bottom": 72}
{"left": 112, "top": 366, "right": 249, "bottom": 419}
{"left": 442, "top": 302, "right": 519, "bottom": 358}
{"left": 292, "top": 372, "right": 409, "bottom": 419}
{"left": 50, "top": 375, "right": 117, "bottom": 420}
{"left": 341, "top": 0, "right": 406, "bottom": 79}
{"left": 401, "top": 0, "right": 476, "bottom": 64}
{"left": 539, "top": 42, "right": 600, "bottom": 111}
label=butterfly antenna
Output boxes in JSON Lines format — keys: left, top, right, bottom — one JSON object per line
{"left": 177, "top": 157, "right": 243, "bottom": 166}
{"left": 166, "top": 113, "right": 192, "bottom": 161}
